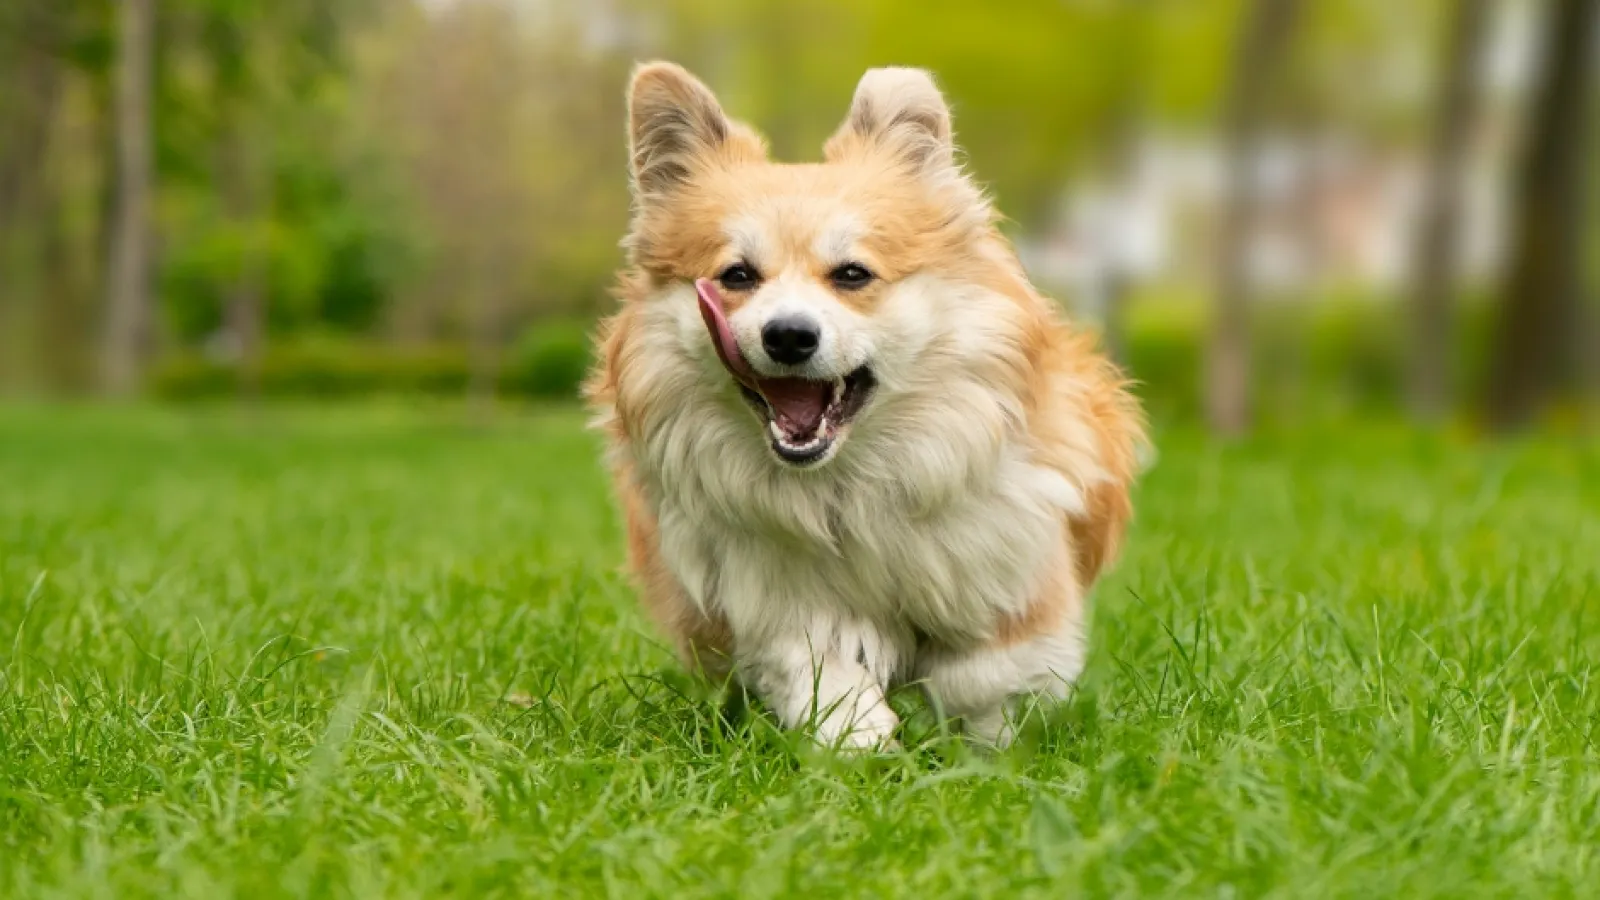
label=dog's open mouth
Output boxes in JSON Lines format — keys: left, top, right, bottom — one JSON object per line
{"left": 696, "top": 279, "right": 876, "bottom": 466}
{"left": 737, "top": 367, "right": 875, "bottom": 464}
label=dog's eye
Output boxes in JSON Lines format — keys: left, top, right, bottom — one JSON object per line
{"left": 829, "top": 263, "right": 874, "bottom": 290}
{"left": 718, "top": 263, "right": 760, "bottom": 290}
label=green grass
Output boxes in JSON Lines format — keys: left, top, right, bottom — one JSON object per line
{"left": 2, "top": 405, "right": 1598, "bottom": 898}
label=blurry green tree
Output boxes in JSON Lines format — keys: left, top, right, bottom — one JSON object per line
{"left": 1408, "top": 0, "right": 1490, "bottom": 422}
{"left": 1485, "top": 0, "right": 1597, "bottom": 430}
{"left": 3, "top": 0, "right": 1593, "bottom": 432}
{"left": 5, "top": 0, "right": 1243, "bottom": 395}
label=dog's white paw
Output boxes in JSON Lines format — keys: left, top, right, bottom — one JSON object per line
{"left": 816, "top": 701, "right": 900, "bottom": 752}
{"left": 962, "top": 706, "right": 1016, "bottom": 749}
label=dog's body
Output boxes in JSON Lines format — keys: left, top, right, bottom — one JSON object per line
{"left": 588, "top": 63, "right": 1144, "bottom": 747}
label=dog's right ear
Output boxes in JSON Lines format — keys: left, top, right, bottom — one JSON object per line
{"left": 628, "top": 62, "right": 746, "bottom": 201}
{"left": 826, "top": 67, "right": 954, "bottom": 173}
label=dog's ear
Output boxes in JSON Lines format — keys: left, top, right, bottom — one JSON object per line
{"left": 629, "top": 62, "right": 749, "bottom": 201}
{"left": 826, "top": 67, "right": 954, "bottom": 171}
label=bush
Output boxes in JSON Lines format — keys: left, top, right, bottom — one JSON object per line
{"left": 151, "top": 340, "right": 473, "bottom": 400}
{"left": 1122, "top": 299, "right": 1206, "bottom": 419}
{"left": 151, "top": 321, "right": 595, "bottom": 401}
{"left": 1119, "top": 290, "right": 1496, "bottom": 420}
{"left": 501, "top": 319, "right": 594, "bottom": 400}
{"left": 149, "top": 298, "right": 1491, "bottom": 419}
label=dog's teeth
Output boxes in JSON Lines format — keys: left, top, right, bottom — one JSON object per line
{"left": 830, "top": 378, "right": 845, "bottom": 407}
{"left": 768, "top": 409, "right": 834, "bottom": 456}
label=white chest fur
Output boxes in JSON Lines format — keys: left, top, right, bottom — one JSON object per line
{"left": 635, "top": 392, "right": 1081, "bottom": 666}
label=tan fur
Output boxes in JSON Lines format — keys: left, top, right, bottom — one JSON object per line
{"left": 617, "top": 467, "right": 734, "bottom": 677}
{"left": 586, "top": 62, "right": 1145, "bottom": 747}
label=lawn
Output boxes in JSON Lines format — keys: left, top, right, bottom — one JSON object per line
{"left": 1, "top": 404, "right": 1597, "bottom": 898}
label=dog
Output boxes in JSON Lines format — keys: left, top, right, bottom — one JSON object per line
{"left": 587, "top": 62, "right": 1144, "bottom": 748}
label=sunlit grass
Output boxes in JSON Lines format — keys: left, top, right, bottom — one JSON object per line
{"left": 2, "top": 405, "right": 1597, "bottom": 897}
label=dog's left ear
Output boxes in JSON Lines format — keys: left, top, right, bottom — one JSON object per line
{"left": 826, "top": 67, "right": 954, "bottom": 171}
{"left": 628, "top": 62, "right": 734, "bottom": 201}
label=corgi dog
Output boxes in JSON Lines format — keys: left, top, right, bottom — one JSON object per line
{"left": 588, "top": 62, "right": 1144, "bottom": 748}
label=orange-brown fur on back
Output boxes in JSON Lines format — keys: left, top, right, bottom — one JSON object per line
{"left": 587, "top": 62, "right": 1144, "bottom": 748}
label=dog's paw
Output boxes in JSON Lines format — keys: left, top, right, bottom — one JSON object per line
{"left": 816, "top": 702, "right": 900, "bottom": 752}
{"left": 961, "top": 707, "right": 1016, "bottom": 749}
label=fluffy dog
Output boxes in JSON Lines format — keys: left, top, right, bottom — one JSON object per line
{"left": 587, "top": 62, "right": 1144, "bottom": 748}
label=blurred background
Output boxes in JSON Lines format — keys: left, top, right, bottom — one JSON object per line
{"left": 0, "top": 0, "right": 1595, "bottom": 433}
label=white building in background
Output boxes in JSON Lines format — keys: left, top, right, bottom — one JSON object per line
{"left": 1021, "top": 1, "right": 1537, "bottom": 318}
{"left": 1018, "top": 127, "right": 1513, "bottom": 316}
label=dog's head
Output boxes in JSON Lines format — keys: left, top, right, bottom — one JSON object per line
{"left": 624, "top": 62, "right": 1017, "bottom": 470}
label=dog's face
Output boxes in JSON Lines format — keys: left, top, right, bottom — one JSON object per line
{"left": 624, "top": 64, "right": 1004, "bottom": 470}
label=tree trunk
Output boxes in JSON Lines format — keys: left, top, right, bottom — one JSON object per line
{"left": 40, "top": 157, "right": 89, "bottom": 392}
{"left": 0, "top": 12, "right": 62, "bottom": 242}
{"left": 0, "top": 30, "right": 63, "bottom": 388}
{"left": 102, "top": 0, "right": 156, "bottom": 397}
{"left": 1207, "top": 0, "right": 1301, "bottom": 435}
{"left": 220, "top": 114, "right": 269, "bottom": 402}
{"left": 1484, "top": 0, "right": 1598, "bottom": 431}
{"left": 1408, "top": 0, "right": 1491, "bottom": 422}
{"left": 1583, "top": 44, "right": 1600, "bottom": 431}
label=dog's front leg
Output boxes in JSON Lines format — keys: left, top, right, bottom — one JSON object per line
{"left": 738, "top": 618, "right": 900, "bottom": 751}
{"left": 918, "top": 616, "right": 1088, "bottom": 748}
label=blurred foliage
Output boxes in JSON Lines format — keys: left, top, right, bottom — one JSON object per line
{"left": 9, "top": 0, "right": 1573, "bottom": 427}
{"left": 151, "top": 339, "right": 473, "bottom": 399}
{"left": 1, "top": 0, "right": 1322, "bottom": 364}
{"left": 502, "top": 318, "right": 596, "bottom": 400}
{"left": 151, "top": 318, "right": 594, "bottom": 401}
{"left": 1126, "top": 292, "right": 1499, "bottom": 421}
{"left": 149, "top": 295, "right": 1497, "bottom": 421}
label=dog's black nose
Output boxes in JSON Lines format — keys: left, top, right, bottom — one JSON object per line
{"left": 761, "top": 315, "right": 821, "bottom": 365}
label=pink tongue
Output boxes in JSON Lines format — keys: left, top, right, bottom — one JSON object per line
{"left": 694, "top": 278, "right": 828, "bottom": 436}
{"left": 759, "top": 378, "right": 830, "bottom": 435}
{"left": 695, "top": 279, "right": 755, "bottom": 385}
